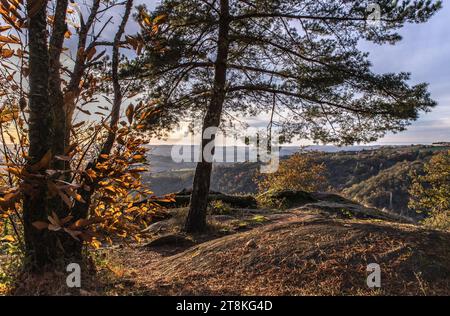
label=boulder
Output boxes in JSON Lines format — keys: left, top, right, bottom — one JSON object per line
{"left": 260, "top": 190, "right": 317, "bottom": 208}
{"left": 159, "top": 190, "right": 258, "bottom": 209}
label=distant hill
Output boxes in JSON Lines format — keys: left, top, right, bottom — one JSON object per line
{"left": 144, "top": 145, "right": 450, "bottom": 219}
{"left": 343, "top": 161, "right": 424, "bottom": 218}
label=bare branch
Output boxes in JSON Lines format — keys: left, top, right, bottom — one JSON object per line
{"left": 100, "top": 0, "right": 134, "bottom": 155}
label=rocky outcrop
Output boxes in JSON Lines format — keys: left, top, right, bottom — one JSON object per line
{"left": 297, "top": 200, "right": 415, "bottom": 223}
{"left": 262, "top": 190, "right": 414, "bottom": 223}
{"left": 160, "top": 189, "right": 258, "bottom": 209}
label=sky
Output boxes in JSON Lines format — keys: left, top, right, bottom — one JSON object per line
{"left": 361, "top": 3, "right": 450, "bottom": 145}
{"left": 84, "top": 1, "right": 450, "bottom": 146}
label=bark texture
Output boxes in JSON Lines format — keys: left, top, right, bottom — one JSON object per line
{"left": 23, "top": 0, "right": 56, "bottom": 270}
{"left": 185, "top": 0, "right": 230, "bottom": 233}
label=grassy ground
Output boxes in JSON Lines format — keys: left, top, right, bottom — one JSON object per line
{"left": 3, "top": 206, "right": 450, "bottom": 296}
{"left": 99, "top": 212, "right": 449, "bottom": 295}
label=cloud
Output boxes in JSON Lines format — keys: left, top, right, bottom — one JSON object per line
{"left": 358, "top": 4, "right": 450, "bottom": 144}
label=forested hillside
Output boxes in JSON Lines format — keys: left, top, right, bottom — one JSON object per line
{"left": 144, "top": 145, "right": 450, "bottom": 219}
{"left": 343, "top": 161, "right": 424, "bottom": 218}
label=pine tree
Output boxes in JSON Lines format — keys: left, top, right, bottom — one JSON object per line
{"left": 134, "top": 0, "right": 441, "bottom": 232}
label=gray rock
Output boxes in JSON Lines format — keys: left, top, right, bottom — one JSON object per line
{"left": 141, "top": 220, "right": 171, "bottom": 234}
{"left": 144, "top": 234, "right": 195, "bottom": 248}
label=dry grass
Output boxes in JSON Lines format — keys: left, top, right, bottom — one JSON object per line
{"left": 4, "top": 210, "right": 449, "bottom": 296}
{"left": 105, "top": 213, "right": 450, "bottom": 296}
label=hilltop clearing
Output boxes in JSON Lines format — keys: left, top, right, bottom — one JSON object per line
{"left": 29, "top": 191, "right": 446, "bottom": 296}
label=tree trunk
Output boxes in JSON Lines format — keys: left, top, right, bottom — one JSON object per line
{"left": 49, "top": 0, "right": 68, "bottom": 169}
{"left": 48, "top": 0, "right": 83, "bottom": 261}
{"left": 23, "top": 0, "right": 57, "bottom": 270}
{"left": 185, "top": 0, "right": 230, "bottom": 233}
{"left": 23, "top": 0, "right": 82, "bottom": 271}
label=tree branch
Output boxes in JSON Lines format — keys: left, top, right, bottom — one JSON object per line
{"left": 231, "top": 13, "right": 397, "bottom": 23}
{"left": 229, "top": 84, "right": 390, "bottom": 115}
{"left": 100, "top": 0, "right": 134, "bottom": 155}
